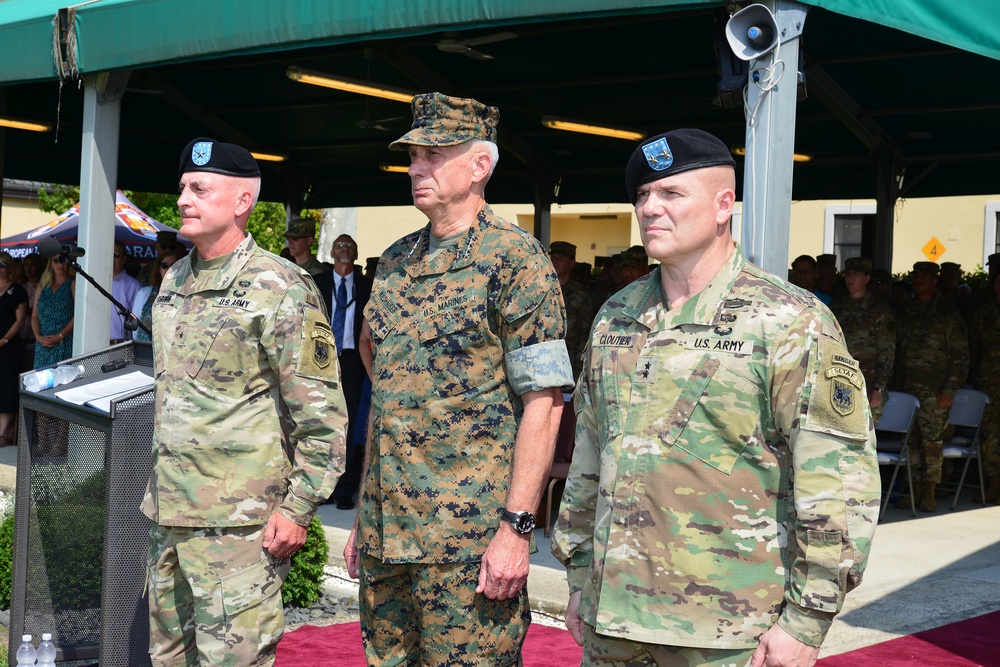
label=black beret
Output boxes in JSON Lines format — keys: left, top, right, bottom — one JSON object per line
{"left": 179, "top": 137, "right": 260, "bottom": 178}
{"left": 625, "top": 129, "right": 736, "bottom": 204}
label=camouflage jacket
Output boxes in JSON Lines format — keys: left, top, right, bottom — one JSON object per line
{"left": 970, "top": 298, "right": 1000, "bottom": 387}
{"left": 893, "top": 296, "right": 968, "bottom": 395}
{"left": 141, "top": 234, "right": 347, "bottom": 528}
{"left": 563, "top": 278, "right": 596, "bottom": 381}
{"left": 361, "top": 205, "right": 573, "bottom": 563}
{"left": 830, "top": 291, "right": 896, "bottom": 391}
{"left": 551, "top": 246, "right": 879, "bottom": 649}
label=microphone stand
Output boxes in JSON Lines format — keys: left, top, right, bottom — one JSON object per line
{"left": 63, "top": 255, "right": 151, "bottom": 338}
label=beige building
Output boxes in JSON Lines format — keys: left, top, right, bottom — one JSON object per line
{"left": 0, "top": 180, "right": 54, "bottom": 240}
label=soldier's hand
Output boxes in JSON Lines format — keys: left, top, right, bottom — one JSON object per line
{"left": 750, "top": 624, "right": 820, "bottom": 667}
{"left": 262, "top": 512, "right": 307, "bottom": 559}
{"left": 344, "top": 526, "right": 360, "bottom": 579}
{"left": 476, "top": 523, "right": 530, "bottom": 600}
{"left": 937, "top": 393, "right": 954, "bottom": 409}
{"left": 565, "top": 590, "right": 585, "bottom": 646}
{"left": 868, "top": 390, "right": 883, "bottom": 408}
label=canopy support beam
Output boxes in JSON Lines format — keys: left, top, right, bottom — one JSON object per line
{"left": 739, "top": 0, "right": 809, "bottom": 277}
{"left": 75, "top": 71, "right": 130, "bottom": 356}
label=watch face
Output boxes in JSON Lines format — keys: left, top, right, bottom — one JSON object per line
{"left": 515, "top": 513, "right": 536, "bottom": 533}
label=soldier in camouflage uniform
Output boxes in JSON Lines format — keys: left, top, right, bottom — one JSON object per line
{"left": 892, "top": 261, "right": 968, "bottom": 512}
{"left": 343, "top": 93, "right": 574, "bottom": 666}
{"left": 551, "top": 129, "right": 880, "bottom": 667}
{"left": 830, "top": 257, "right": 895, "bottom": 424}
{"left": 142, "top": 138, "right": 348, "bottom": 667}
{"left": 968, "top": 271, "right": 1000, "bottom": 503}
{"left": 549, "top": 241, "right": 595, "bottom": 381}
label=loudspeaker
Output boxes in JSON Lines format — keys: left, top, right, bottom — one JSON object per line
{"left": 726, "top": 4, "right": 779, "bottom": 61}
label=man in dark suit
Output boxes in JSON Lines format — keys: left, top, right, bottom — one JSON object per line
{"left": 314, "top": 233, "right": 372, "bottom": 509}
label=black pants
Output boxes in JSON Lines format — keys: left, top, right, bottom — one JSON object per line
{"left": 333, "top": 349, "right": 364, "bottom": 504}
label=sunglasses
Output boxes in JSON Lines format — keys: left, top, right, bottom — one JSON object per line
{"left": 0, "top": 262, "right": 8, "bottom": 268}
{"left": 333, "top": 242, "right": 356, "bottom": 249}
{"left": 160, "top": 262, "right": 174, "bottom": 270}
{"left": 114, "top": 252, "right": 125, "bottom": 258}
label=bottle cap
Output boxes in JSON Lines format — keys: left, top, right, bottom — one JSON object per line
{"left": 22, "top": 634, "right": 31, "bottom": 641}
{"left": 42, "top": 633, "right": 52, "bottom": 640}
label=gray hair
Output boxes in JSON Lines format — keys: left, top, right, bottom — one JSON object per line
{"left": 471, "top": 140, "right": 499, "bottom": 179}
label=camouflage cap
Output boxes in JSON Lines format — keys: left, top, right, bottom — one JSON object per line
{"left": 625, "top": 128, "right": 736, "bottom": 205}
{"left": 844, "top": 257, "right": 872, "bottom": 273}
{"left": 549, "top": 241, "right": 577, "bottom": 260}
{"left": 284, "top": 217, "right": 316, "bottom": 239}
{"left": 940, "top": 261, "right": 961, "bottom": 273}
{"left": 816, "top": 253, "right": 837, "bottom": 267}
{"left": 179, "top": 137, "right": 260, "bottom": 178}
{"left": 620, "top": 245, "right": 649, "bottom": 267}
{"left": 388, "top": 92, "right": 499, "bottom": 150}
{"left": 912, "top": 261, "right": 940, "bottom": 277}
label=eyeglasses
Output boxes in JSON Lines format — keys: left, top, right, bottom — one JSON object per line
{"left": 160, "top": 262, "right": 174, "bottom": 270}
{"left": 333, "top": 242, "right": 356, "bottom": 249}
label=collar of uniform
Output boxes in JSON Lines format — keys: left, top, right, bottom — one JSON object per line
{"left": 173, "top": 233, "right": 257, "bottom": 295}
{"left": 404, "top": 204, "right": 491, "bottom": 277}
{"left": 621, "top": 243, "right": 744, "bottom": 328}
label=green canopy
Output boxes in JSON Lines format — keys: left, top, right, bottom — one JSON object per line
{"left": 0, "top": 0, "right": 996, "bottom": 86}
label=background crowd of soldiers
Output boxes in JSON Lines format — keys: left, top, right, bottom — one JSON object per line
{"left": 550, "top": 244, "right": 1000, "bottom": 513}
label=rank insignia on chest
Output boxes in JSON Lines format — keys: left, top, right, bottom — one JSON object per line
{"left": 635, "top": 356, "right": 657, "bottom": 383}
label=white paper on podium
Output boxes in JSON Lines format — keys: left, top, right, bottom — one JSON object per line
{"left": 54, "top": 370, "right": 154, "bottom": 411}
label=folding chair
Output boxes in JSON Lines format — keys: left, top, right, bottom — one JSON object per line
{"left": 945, "top": 388, "right": 990, "bottom": 510}
{"left": 876, "top": 391, "right": 920, "bottom": 519}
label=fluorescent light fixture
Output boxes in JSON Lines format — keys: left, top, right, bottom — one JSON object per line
{"left": 250, "top": 151, "right": 286, "bottom": 162}
{"left": 0, "top": 116, "right": 51, "bottom": 132}
{"left": 732, "top": 146, "right": 812, "bottom": 163}
{"left": 541, "top": 116, "right": 644, "bottom": 141}
{"left": 287, "top": 66, "right": 415, "bottom": 104}
{"left": 379, "top": 164, "right": 409, "bottom": 174}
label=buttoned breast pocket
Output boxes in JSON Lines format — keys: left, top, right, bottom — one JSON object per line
{"left": 187, "top": 315, "right": 258, "bottom": 398}
{"left": 659, "top": 355, "right": 764, "bottom": 474}
{"left": 419, "top": 306, "right": 497, "bottom": 397}
{"left": 588, "top": 346, "right": 624, "bottom": 447}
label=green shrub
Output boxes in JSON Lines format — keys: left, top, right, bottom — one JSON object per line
{"left": 281, "top": 517, "right": 329, "bottom": 608}
{"left": 0, "top": 514, "right": 13, "bottom": 610}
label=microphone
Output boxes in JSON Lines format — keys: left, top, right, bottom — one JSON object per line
{"left": 37, "top": 236, "right": 86, "bottom": 260}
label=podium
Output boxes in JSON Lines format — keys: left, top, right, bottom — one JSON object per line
{"left": 11, "top": 342, "right": 155, "bottom": 666}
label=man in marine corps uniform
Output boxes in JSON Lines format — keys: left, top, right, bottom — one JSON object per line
{"left": 343, "top": 94, "right": 573, "bottom": 665}
{"left": 552, "top": 129, "right": 880, "bottom": 667}
{"left": 143, "top": 138, "right": 348, "bottom": 667}
{"left": 892, "top": 261, "right": 969, "bottom": 512}
{"left": 830, "top": 257, "right": 895, "bottom": 424}
{"left": 968, "top": 271, "right": 1000, "bottom": 504}
{"left": 549, "top": 240, "right": 595, "bottom": 381}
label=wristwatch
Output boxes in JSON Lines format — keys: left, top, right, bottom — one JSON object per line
{"left": 500, "top": 509, "right": 536, "bottom": 534}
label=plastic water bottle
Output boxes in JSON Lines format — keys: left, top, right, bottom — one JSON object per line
{"left": 23, "top": 364, "right": 84, "bottom": 392}
{"left": 36, "top": 633, "right": 56, "bottom": 667}
{"left": 14, "top": 634, "right": 36, "bottom": 666}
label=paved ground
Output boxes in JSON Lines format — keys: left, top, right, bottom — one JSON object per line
{"left": 3, "top": 444, "right": 998, "bottom": 658}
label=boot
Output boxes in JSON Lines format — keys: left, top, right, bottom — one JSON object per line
{"left": 973, "top": 475, "right": 1000, "bottom": 504}
{"left": 919, "top": 482, "right": 938, "bottom": 512}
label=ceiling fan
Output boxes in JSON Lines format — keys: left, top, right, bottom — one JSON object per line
{"left": 436, "top": 31, "right": 518, "bottom": 60}
{"left": 355, "top": 108, "right": 405, "bottom": 132}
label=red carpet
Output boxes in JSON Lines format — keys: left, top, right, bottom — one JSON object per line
{"left": 276, "top": 621, "right": 582, "bottom": 666}
{"left": 817, "top": 610, "right": 1000, "bottom": 667}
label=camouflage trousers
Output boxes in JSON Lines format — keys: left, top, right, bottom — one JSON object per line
{"left": 977, "top": 383, "right": 1000, "bottom": 477}
{"left": 359, "top": 552, "right": 530, "bottom": 666}
{"left": 147, "top": 524, "right": 290, "bottom": 667}
{"left": 902, "top": 385, "right": 951, "bottom": 483}
{"left": 582, "top": 624, "right": 755, "bottom": 667}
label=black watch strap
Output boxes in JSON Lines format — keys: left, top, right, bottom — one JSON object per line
{"left": 500, "top": 509, "right": 536, "bottom": 534}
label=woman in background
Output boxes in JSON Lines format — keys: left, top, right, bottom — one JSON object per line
{"left": 0, "top": 252, "right": 29, "bottom": 445}
{"left": 31, "top": 256, "right": 75, "bottom": 369}
{"left": 132, "top": 248, "right": 183, "bottom": 341}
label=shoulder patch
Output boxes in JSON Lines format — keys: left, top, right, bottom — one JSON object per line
{"left": 295, "top": 306, "right": 340, "bottom": 384}
{"left": 805, "top": 337, "right": 869, "bottom": 440}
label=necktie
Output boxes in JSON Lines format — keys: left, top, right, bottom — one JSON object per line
{"left": 333, "top": 277, "right": 347, "bottom": 354}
